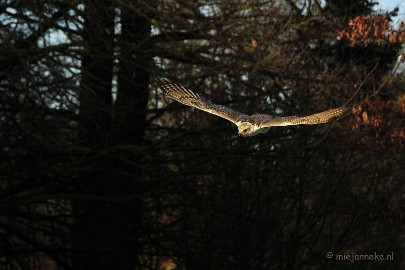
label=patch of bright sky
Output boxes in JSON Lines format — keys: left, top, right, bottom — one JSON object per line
{"left": 377, "top": 0, "right": 405, "bottom": 24}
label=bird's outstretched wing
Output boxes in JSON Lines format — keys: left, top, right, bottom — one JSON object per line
{"left": 254, "top": 107, "right": 348, "bottom": 127}
{"left": 158, "top": 80, "right": 248, "bottom": 124}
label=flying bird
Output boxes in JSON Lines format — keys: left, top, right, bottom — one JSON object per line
{"left": 158, "top": 80, "right": 347, "bottom": 137}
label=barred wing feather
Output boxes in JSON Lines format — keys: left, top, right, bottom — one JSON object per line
{"left": 159, "top": 81, "right": 248, "bottom": 124}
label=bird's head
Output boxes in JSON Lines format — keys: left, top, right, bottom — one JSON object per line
{"left": 237, "top": 122, "right": 270, "bottom": 137}
{"left": 237, "top": 122, "right": 256, "bottom": 137}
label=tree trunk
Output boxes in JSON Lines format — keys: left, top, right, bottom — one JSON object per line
{"left": 73, "top": 0, "right": 151, "bottom": 269}
{"left": 74, "top": 0, "right": 125, "bottom": 269}
{"left": 114, "top": 1, "right": 151, "bottom": 143}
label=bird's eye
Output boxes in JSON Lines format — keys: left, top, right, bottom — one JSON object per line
{"left": 243, "top": 129, "right": 248, "bottom": 133}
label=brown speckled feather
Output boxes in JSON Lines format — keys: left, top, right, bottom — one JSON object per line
{"left": 159, "top": 80, "right": 249, "bottom": 124}
{"left": 255, "top": 107, "right": 348, "bottom": 127}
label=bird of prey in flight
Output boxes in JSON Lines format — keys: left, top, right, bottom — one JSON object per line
{"left": 158, "top": 80, "right": 347, "bottom": 137}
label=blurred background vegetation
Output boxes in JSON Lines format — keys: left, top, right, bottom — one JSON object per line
{"left": 0, "top": 0, "right": 404, "bottom": 269}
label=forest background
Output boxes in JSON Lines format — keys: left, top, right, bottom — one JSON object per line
{"left": 0, "top": 0, "right": 404, "bottom": 269}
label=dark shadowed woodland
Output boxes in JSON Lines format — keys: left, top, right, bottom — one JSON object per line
{"left": 0, "top": 0, "right": 404, "bottom": 269}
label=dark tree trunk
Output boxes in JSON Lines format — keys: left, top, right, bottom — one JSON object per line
{"left": 78, "top": 0, "right": 114, "bottom": 146}
{"left": 73, "top": 0, "right": 151, "bottom": 269}
{"left": 114, "top": 1, "right": 151, "bottom": 143}
{"left": 104, "top": 1, "right": 152, "bottom": 269}
{"left": 73, "top": 0, "right": 120, "bottom": 269}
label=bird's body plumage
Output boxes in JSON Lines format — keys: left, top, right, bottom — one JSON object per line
{"left": 159, "top": 80, "right": 347, "bottom": 137}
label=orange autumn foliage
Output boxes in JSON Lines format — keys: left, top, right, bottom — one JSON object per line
{"left": 339, "top": 15, "right": 405, "bottom": 47}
